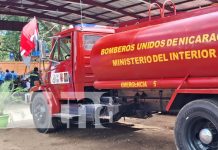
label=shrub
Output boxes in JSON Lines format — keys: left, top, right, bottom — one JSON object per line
{"left": 0, "top": 82, "right": 12, "bottom": 115}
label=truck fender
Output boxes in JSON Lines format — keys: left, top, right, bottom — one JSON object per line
{"left": 166, "top": 89, "right": 218, "bottom": 112}
{"left": 30, "top": 88, "right": 60, "bottom": 115}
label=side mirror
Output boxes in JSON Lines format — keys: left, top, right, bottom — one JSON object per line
{"left": 39, "top": 40, "right": 48, "bottom": 60}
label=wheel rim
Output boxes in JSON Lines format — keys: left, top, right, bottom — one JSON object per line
{"left": 33, "top": 98, "right": 47, "bottom": 125}
{"left": 187, "top": 117, "right": 218, "bottom": 149}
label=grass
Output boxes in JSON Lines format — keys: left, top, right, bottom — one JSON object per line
{"left": 0, "top": 82, "right": 12, "bottom": 115}
{"left": 0, "top": 81, "right": 29, "bottom": 116}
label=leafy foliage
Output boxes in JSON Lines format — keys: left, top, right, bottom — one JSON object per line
{"left": 0, "top": 15, "right": 63, "bottom": 61}
{"left": 0, "top": 16, "right": 28, "bottom": 61}
{"left": 0, "top": 82, "right": 12, "bottom": 115}
{"left": 0, "top": 81, "right": 29, "bottom": 115}
{"left": 0, "top": 31, "right": 21, "bottom": 61}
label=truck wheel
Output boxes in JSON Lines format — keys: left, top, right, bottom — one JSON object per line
{"left": 32, "top": 93, "right": 65, "bottom": 133}
{"left": 175, "top": 99, "right": 218, "bottom": 150}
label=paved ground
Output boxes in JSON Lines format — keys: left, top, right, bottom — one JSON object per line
{"left": 0, "top": 114, "right": 177, "bottom": 150}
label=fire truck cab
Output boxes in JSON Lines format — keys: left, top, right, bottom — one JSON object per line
{"left": 44, "top": 26, "right": 114, "bottom": 101}
{"left": 31, "top": 25, "right": 120, "bottom": 133}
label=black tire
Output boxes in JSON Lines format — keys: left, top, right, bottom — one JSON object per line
{"left": 175, "top": 99, "right": 218, "bottom": 150}
{"left": 31, "top": 93, "right": 65, "bottom": 133}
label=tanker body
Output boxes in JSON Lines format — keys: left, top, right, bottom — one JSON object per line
{"left": 91, "top": 10, "right": 218, "bottom": 89}
{"left": 90, "top": 5, "right": 218, "bottom": 150}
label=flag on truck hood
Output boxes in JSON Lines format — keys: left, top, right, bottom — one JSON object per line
{"left": 20, "top": 17, "right": 38, "bottom": 57}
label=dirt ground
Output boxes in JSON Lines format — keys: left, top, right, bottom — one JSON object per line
{"left": 0, "top": 115, "right": 177, "bottom": 150}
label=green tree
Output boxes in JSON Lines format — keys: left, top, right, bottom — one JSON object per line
{"left": 0, "top": 31, "right": 21, "bottom": 61}
{"left": 0, "top": 15, "right": 62, "bottom": 61}
{"left": 0, "top": 16, "right": 28, "bottom": 61}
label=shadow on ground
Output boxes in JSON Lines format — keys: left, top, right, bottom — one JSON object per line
{"left": 0, "top": 116, "right": 176, "bottom": 150}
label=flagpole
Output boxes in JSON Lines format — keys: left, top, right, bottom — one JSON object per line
{"left": 24, "top": 65, "right": 27, "bottom": 77}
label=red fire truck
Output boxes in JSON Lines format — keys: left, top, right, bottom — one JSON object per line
{"left": 31, "top": 3, "right": 218, "bottom": 150}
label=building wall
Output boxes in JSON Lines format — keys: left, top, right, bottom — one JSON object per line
{"left": 0, "top": 62, "right": 49, "bottom": 75}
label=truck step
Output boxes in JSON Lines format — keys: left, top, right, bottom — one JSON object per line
{"left": 99, "top": 115, "right": 112, "bottom": 120}
{"left": 53, "top": 113, "right": 80, "bottom": 119}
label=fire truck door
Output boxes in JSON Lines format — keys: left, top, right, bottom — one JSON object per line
{"left": 50, "top": 34, "right": 75, "bottom": 100}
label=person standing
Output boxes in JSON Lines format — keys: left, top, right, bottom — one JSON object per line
{"left": 11, "top": 70, "right": 18, "bottom": 81}
{"left": 0, "top": 68, "right": 4, "bottom": 85}
{"left": 4, "top": 69, "right": 12, "bottom": 81}
{"left": 30, "top": 67, "right": 40, "bottom": 87}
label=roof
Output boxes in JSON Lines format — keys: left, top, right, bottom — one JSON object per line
{"left": 0, "top": 0, "right": 216, "bottom": 26}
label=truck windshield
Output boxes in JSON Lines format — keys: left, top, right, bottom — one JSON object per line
{"left": 59, "top": 36, "right": 71, "bottom": 61}
{"left": 83, "top": 35, "right": 102, "bottom": 51}
{"left": 51, "top": 36, "right": 71, "bottom": 63}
